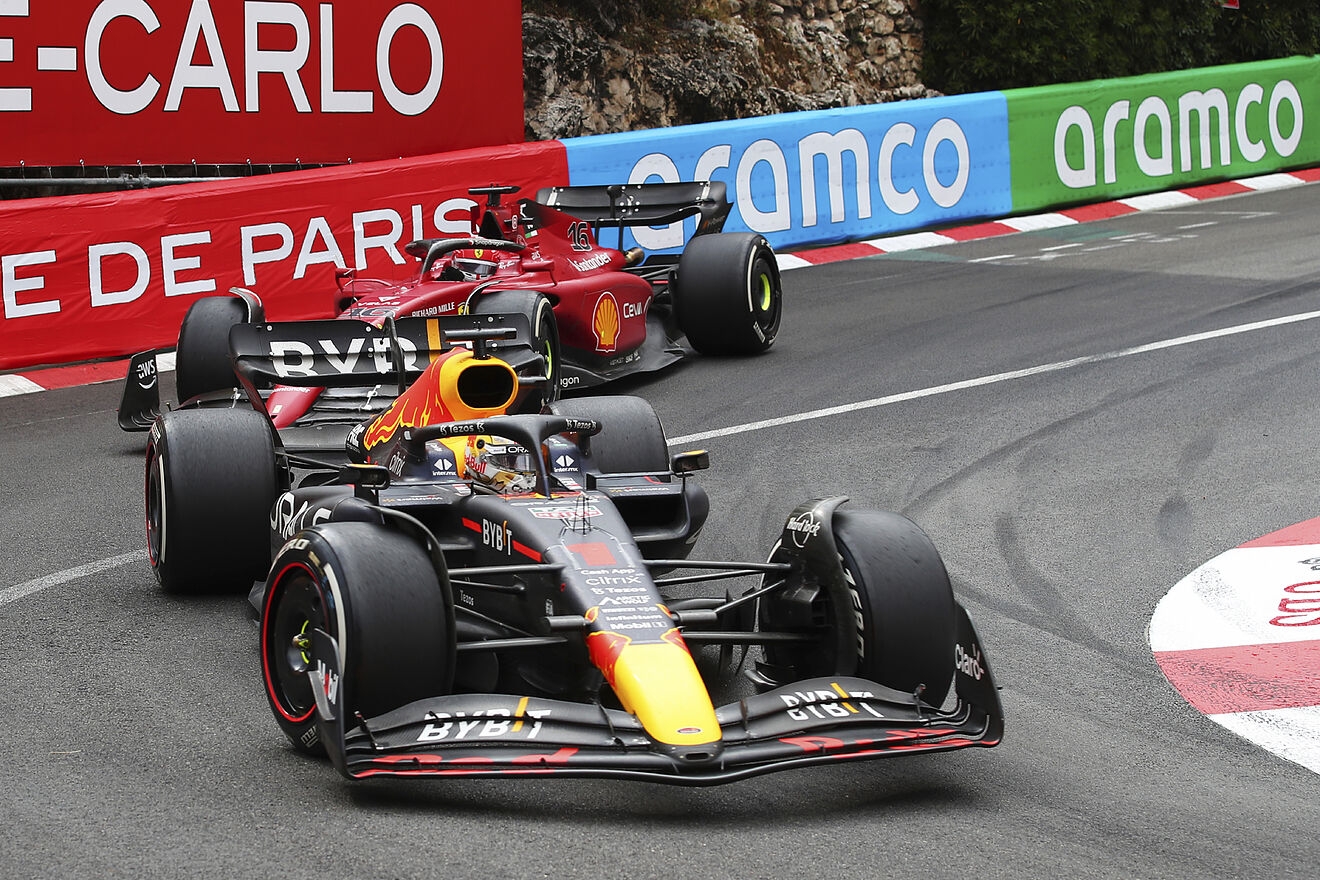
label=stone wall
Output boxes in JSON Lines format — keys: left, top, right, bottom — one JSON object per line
{"left": 523, "top": 0, "right": 933, "bottom": 141}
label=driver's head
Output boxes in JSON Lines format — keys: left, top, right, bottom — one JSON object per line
{"left": 451, "top": 249, "right": 498, "bottom": 281}
{"left": 464, "top": 435, "right": 537, "bottom": 494}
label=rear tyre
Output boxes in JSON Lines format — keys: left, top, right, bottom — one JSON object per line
{"left": 761, "top": 507, "right": 957, "bottom": 705}
{"left": 175, "top": 296, "right": 248, "bottom": 403}
{"left": 550, "top": 395, "right": 669, "bottom": 473}
{"left": 471, "top": 290, "right": 560, "bottom": 412}
{"left": 673, "top": 233, "right": 781, "bottom": 355}
{"left": 260, "top": 523, "right": 454, "bottom": 755}
{"left": 145, "top": 407, "right": 279, "bottom": 594}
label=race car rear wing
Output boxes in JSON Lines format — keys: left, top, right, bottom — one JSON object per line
{"left": 118, "top": 313, "right": 539, "bottom": 431}
{"left": 534, "top": 180, "right": 732, "bottom": 236}
{"left": 226, "top": 315, "right": 534, "bottom": 390}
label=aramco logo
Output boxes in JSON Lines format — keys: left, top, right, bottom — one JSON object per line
{"left": 592, "top": 292, "right": 620, "bottom": 352}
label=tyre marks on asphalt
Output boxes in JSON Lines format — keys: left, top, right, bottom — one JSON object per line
{"left": 1151, "top": 518, "right": 1320, "bottom": 774}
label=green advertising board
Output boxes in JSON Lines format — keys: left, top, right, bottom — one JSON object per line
{"left": 1006, "top": 56, "right": 1320, "bottom": 212}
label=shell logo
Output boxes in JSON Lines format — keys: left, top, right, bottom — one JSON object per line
{"left": 592, "top": 292, "right": 620, "bottom": 352}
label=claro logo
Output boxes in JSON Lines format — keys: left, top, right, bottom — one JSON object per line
{"left": 955, "top": 642, "right": 985, "bottom": 681}
{"left": 0, "top": 1, "right": 444, "bottom": 117}
{"left": 1054, "top": 80, "right": 1304, "bottom": 189}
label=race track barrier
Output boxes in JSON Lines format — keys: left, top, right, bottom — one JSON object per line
{"left": 2, "top": 55, "right": 1317, "bottom": 372}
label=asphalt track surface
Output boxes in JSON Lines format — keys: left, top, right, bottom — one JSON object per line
{"left": 4, "top": 184, "right": 1320, "bottom": 879}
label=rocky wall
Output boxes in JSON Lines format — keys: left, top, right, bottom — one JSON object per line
{"left": 523, "top": 0, "right": 933, "bottom": 141}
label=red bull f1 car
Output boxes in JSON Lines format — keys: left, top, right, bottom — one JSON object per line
{"left": 143, "top": 316, "right": 1002, "bottom": 785}
{"left": 119, "top": 181, "right": 782, "bottom": 434}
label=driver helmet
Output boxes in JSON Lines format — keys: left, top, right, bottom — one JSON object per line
{"left": 465, "top": 435, "right": 538, "bottom": 494}
{"left": 452, "top": 249, "right": 499, "bottom": 281}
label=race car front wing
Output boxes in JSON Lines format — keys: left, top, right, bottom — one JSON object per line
{"left": 305, "top": 605, "right": 1002, "bottom": 785}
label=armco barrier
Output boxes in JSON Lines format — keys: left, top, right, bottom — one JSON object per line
{"left": 1007, "top": 56, "right": 1320, "bottom": 213}
{"left": 558, "top": 92, "right": 1013, "bottom": 254}
{"left": 2, "top": 56, "right": 1317, "bottom": 373}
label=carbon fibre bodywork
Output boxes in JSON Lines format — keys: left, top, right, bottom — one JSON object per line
{"left": 141, "top": 314, "right": 1001, "bottom": 786}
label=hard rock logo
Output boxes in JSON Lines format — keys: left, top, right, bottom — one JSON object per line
{"left": 593, "top": 292, "right": 620, "bottom": 352}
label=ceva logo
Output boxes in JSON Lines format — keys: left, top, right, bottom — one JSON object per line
{"left": 1054, "top": 79, "right": 1304, "bottom": 189}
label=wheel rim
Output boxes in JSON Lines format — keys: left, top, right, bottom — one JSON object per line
{"left": 757, "top": 271, "right": 773, "bottom": 312}
{"left": 537, "top": 302, "right": 560, "bottom": 403}
{"left": 145, "top": 449, "right": 166, "bottom": 568}
{"left": 263, "top": 569, "right": 328, "bottom": 724}
{"left": 750, "top": 258, "right": 782, "bottom": 341}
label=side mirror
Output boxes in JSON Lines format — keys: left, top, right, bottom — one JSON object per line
{"left": 671, "top": 450, "right": 710, "bottom": 474}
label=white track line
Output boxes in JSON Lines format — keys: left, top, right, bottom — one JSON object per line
{"left": 11, "top": 307, "right": 1320, "bottom": 607}
{"left": 0, "top": 550, "right": 145, "bottom": 607}
{"left": 668, "top": 307, "right": 1320, "bottom": 445}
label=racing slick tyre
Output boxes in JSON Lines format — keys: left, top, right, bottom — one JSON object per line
{"left": 550, "top": 395, "right": 669, "bottom": 473}
{"left": 174, "top": 295, "right": 248, "bottom": 403}
{"left": 673, "top": 232, "right": 781, "bottom": 356}
{"left": 471, "top": 290, "right": 561, "bottom": 412}
{"left": 145, "top": 407, "right": 279, "bottom": 595}
{"left": 761, "top": 507, "right": 957, "bottom": 706}
{"left": 261, "top": 523, "right": 455, "bottom": 756}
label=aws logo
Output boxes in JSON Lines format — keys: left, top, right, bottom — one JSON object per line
{"left": 592, "top": 292, "right": 620, "bottom": 352}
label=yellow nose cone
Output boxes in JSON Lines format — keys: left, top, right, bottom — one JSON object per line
{"left": 609, "top": 639, "right": 721, "bottom": 747}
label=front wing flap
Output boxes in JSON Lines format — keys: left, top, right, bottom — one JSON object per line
{"left": 305, "top": 610, "right": 1001, "bottom": 785}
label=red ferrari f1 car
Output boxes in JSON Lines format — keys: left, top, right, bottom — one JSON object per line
{"left": 142, "top": 314, "right": 1002, "bottom": 785}
{"left": 119, "top": 181, "right": 782, "bottom": 433}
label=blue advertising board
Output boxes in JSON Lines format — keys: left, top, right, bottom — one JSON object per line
{"left": 560, "top": 92, "right": 1013, "bottom": 254}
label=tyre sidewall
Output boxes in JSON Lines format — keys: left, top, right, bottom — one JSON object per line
{"left": 175, "top": 296, "right": 248, "bottom": 403}
{"left": 261, "top": 523, "right": 453, "bottom": 754}
{"left": 549, "top": 395, "right": 669, "bottom": 473}
{"left": 145, "top": 408, "right": 278, "bottom": 594}
{"left": 675, "top": 233, "right": 782, "bottom": 355}
{"left": 472, "top": 289, "right": 561, "bottom": 410}
{"left": 833, "top": 508, "right": 957, "bottom": 705}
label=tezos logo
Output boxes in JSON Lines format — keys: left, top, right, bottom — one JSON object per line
{"left": 787, "top": 512, "right": 822, "bottom": 548}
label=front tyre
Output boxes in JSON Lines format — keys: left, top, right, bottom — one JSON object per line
{"left": 833, "top": 508, "right": 957, "bottom": 705}
{"left": 260, "top": 523, "right": 454, "bottom": 756}
{"left": 471, "top": 290, "right": 561, "bottom": 411}
{"left": 145, "top": 408, "right": 278, "bottom": 594}
{"left": 761, "top": 507, "right": 957, "bottom": 706}
{"left": 673, "top": 233, "right": 781, "bottom": 355}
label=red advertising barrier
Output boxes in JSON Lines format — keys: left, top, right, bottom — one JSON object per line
{"left": 0, "top": 0, "right": 523, "bottom": 165}
{"left": 0, "top": 140, "right": 570, "bottom": 371}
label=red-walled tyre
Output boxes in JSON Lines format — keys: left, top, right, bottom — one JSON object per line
{"left": 260, "top": 523, "right": 454, "bottom": 756}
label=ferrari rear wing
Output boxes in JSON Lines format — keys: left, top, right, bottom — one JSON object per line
{"left": 304, "top": 605, "right": 1003, "bottom": 785}
{"left": 535, "top": 181, "right": 731, "bottom": 235}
